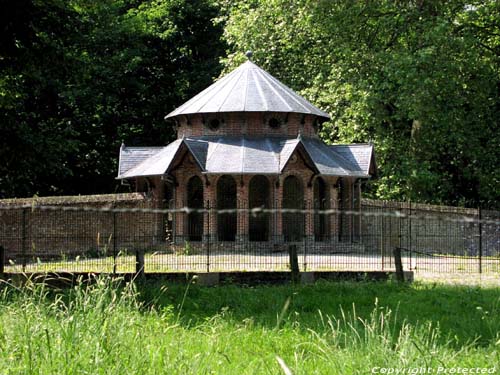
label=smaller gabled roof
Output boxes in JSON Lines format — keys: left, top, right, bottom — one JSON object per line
{"left": 330, "top": 144, "right": 376, "bottom": 176}
{"left": 117, "top": 137, "right": 376, "bottom": 179}
{"left": 165, "top": 61, "right": 330, "bottom": 120}
{"left": 119, "top": 139, "right": 184, "bottom": 179}
{"left": 118, "top": 146, "right": 164, "bottom": 177}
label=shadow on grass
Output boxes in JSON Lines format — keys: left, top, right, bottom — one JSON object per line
{"left": 135, "top": 279, "right": 500, "bottom": 347}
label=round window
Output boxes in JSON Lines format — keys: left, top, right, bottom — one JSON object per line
{"left": 208, "top": 118, "right": 220, "bottom": 131}
{"left": 269, "top": 117, "right": 281, "bottom": 129}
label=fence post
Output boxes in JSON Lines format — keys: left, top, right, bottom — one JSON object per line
{"left": 135, "top": 249, "right": 145, "bottom": 278}
{"left": 207, "top": 202, "right": 210, "bottom": 273}
{"left": 478, "top": 207, "right": 482, "bottom": 274}
{"left": 288, "top": 244, "right": 300, "bottom": 284}
{"left": 0, "top": 245, "right": 4, "bottom": 274}
{"left": 393, "top": 247, "right": 405, "bottom": 282}
{"left": 21, "top": 208, "right": 27, "bottom": 272}
{"left": 408, "top": 200, "right": 412, "bottom": 270}
{"left": 380, "top": 202, "right": 385, "bottom": 271}
{"left": 112, "top": 211, "right": 117, "bottom": 274}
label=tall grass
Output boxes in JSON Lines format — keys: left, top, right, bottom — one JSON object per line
{"left": 0, "top": 278, "right": 498, "bottom": 374}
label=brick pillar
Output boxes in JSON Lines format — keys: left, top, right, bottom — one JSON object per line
{"left": 330, "top": 185, "right": 339, "bottom": 242}
{"left": 152, "top": 177, "right": 165, "bottom": 244}
{"left": 204, "top": 175, "right": 217, "bottom": 242}
{"left": 174, "top": 175, "right": 186, "bottom": 245}
{"left": 345, "top": 178, "right": 353, "bottom": 242}
{"left": 237, "top": 176, "right": 249, "bottom": 243}
{"left": 353, "top": 180, "right": 361, "bottom": 241}
{"left": 274, "top": 176, "right": 284, "bottom": 242}
{"left": 305, "top": 181, "right": 314, "bottom": 247}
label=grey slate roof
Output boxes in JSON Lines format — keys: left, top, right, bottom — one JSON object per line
{"left": 118, "top": 137, "right": 374, "bottom": 179}
{"left": 118, "top": 146, "right": 164, "bottom": 177}
{"left": 330, "top": 144, "right": 375, "bottom": 176}
{"left": 119, "top": 139, "right": 184, "bottom": 179}
{"left": 165, "top": 61, "right": 330, "bottom": 120}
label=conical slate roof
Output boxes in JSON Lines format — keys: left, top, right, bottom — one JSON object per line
{"left": 165, "top": 60, "right": 330, "bottom": 120}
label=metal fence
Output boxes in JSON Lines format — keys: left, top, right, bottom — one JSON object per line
{"left": 0, "top": 203, "right": 498, "bottom": 276}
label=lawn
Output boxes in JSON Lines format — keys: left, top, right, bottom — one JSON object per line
{"left": 0, "top": 277, "right": 498, "bottom": 374}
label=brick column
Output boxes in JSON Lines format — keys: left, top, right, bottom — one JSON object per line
{"left": 149, "top": 176, "right": 164, "bottom": 244}
{"left": 204, "top": 175, "right": 217, "bottom": 242}
{"left": 274, "top": 176, "right": 284, "bottom": 243}
{"left": 305, "top": 182, "right": 314, "bottom": 245}
{"left": 330, "top": 185, "right": 339, "bottom": 241}
{"left": 174, "top": 175, "right": 186, "bottom": 245}
{"left": 236, "top": 176, "right": 249, "bottom": 243}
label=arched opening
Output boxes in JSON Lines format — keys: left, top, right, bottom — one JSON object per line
{"left": 217, "top": 175, "right": 237, "bottom": 241}
{"left": 249, "top": 175, "right": 270, "bottom": 241}
{"left": 313, "top": 177, "right": 329, "bottom": 241}
{"left": 282, "top": 175, "right": 304, "bottom": 242}
{"left": 186, "top": 176, "right": 203, "bottom": 241}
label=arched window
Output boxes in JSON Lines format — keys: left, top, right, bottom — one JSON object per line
{"left": 186, "top": 176, "right": 204, "bottom": 241}
{"left": 313, "top": 177, "right": 329, "bottom": 241}
{"left": 282, "top": 175, "right": 304, "bottom": 242}
{"left": 217, "top": 175, "right": 237, "bottom": 241}
{"left": 249, "top": 175, "right": 270, "bottom": 241}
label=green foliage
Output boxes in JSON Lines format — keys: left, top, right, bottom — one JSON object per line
{"left": 222, "top": 0, "right": 500, "bottom": 207}
{"left": 0, "top": 0, "right": 225, "bottom": 197}
{"left": 1, "top": 0, "right": 498, "bottom": 208}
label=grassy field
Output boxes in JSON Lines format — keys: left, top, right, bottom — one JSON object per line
{"left": 0, "top": 278, "right": 499, "bottom": 374}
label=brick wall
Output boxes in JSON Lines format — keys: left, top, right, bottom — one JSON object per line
{"left": 0, "top": 193, "right": 157, "bottom": 263}
{"left": 359, "top": 199, "right": 496, "bottom": 256}
{"left": 175, "top": 112, "right": 319, "bottom": 138}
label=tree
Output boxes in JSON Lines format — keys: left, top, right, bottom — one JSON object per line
{"left": 0, "top": 0, "right": 225, "bottom": 197}
{"left": 221, "top": 0, "right": 499, "bottom": 207}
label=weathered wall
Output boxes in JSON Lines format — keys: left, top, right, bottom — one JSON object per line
{"left": 0, "top": 193, "right": 159, "bottom": 263}
{"left": 360, "top": 199, "right": 497, "bottom": 257}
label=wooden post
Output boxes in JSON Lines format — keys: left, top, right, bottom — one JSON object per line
{"left": 112, "top": 211, "right": 117, "bottom": 274}
{"left": 0, "top": 245, "right": 5, "bottom": 274}
{"left": 288, "top": 244, "right": 300, "bottom": 284}
{"left": 21, "top": 208, "right": 27, "bottom": 272}
{"left": 393, "top": 247, "right": 404, "bottom": 282}
{"left": 207, "top": 202, "right": 211, "bottom": 273}
{"left": 135, "top": 249, "right": 145, "bottom": 278}
{"left": 478, "top": 208, "right": 482, "bottom": 274}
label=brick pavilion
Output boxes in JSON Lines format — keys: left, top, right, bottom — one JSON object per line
{"left": 117, "top": 54, "right": 376, "bottom": 249}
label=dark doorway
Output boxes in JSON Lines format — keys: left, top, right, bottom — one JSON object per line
{"left": 282, "top": 175, "right": 304, "bottom": 242}
{"left": 217, "top": 175, "right": 237, "bottom": 241}
{"left": 187, "top": 176, "right": 204, "bottom": 241}
{"left": 249, "top": 175, "right": 270, "bottom": 241}
{"left": 314, "top": 177, "right": 329, "bottom": 241}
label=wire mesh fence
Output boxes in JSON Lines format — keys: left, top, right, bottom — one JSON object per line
{"left": 0, "top": 202, "right": 498, "bottom": 276}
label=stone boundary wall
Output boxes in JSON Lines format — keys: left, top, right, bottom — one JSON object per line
{"left": 0, "top": 193, "right": 160, "bottom": 262}
{"left": 0, "top": 194, "right": 497, "bottom": 266}
{"left": 360, "top": 199, "right": 498, "bottom": 257}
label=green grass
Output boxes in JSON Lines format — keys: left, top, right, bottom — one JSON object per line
{"left": 0, "top": 278, "right": 499, "bottom": 374}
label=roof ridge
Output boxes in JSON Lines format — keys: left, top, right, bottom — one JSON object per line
{"left": 330, "top": 143, "right": 373, "bottom": 147}
{"left": 182, "top": 139, "right": 206, "bottom": 171}
{"left": 259, "top": 68, "right": 310, "bottom": 113}
{"left": 302, "top": 139, "right": 350, "bottom": 176}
